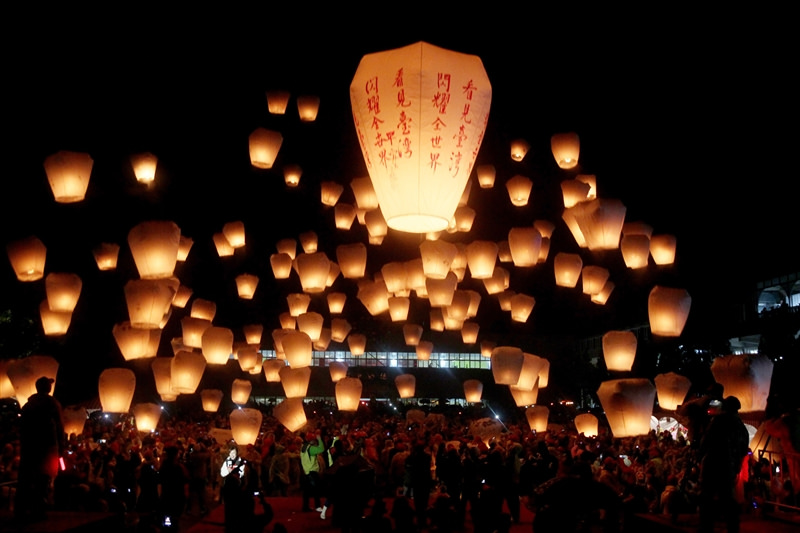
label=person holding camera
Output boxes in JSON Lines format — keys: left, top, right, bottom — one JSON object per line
{"left": 220, "top": 442, "right": 248, "bottom": 532}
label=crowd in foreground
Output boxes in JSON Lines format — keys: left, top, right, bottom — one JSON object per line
{"left": 1, "top": 393, "right": 799, "bottom": 533}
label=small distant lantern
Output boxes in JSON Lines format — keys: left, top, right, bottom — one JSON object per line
{"left": 283, "top": 164, "right": 303, "bottom": 187}
{"left": 222, "top": 221, "right": 246, "bottom": 248}
{"left": 453, "top": 206, "right": 476, "bottom": 232}
{"left": 287, "top": 293, "right": 311, "bottom": 317}
{"left": 337, "top": 243, "right": 368, "bottom": 279}
{"left": 6, "top": 236, "right": 47, "bottom": 282}
{"left": 560, "top": 179, "right": 591, "bottom": 208}
{"left": 476, "top": 164, "right": 496, "bottom": 188}
{"left": 419, "top": 240, "right": 458, "bottom": 279}
{"left": 603, "top": 330, "right": 638, "bottom": 372}
{"left": 554, "top": 252, "right": 583, "bottom": 288}
{"left": 249, "top": 127, "right": 283, "bottom": 169}
{"left": 574, "top": 413, "right": 599, "bottom": 437}
{"left": 130, "top": 152, "right": 158, "bottom": 184}
{"left": 243, "top": 324, "right": 263, "bottom": 345}
{"left": 483, "top": 266, "right": 509, "bottom": 295}
{"left": 351, "top": 42, "right": 491, "bottom": 233}
{"left": 650, "top": 234, "right": 677, "bottom": 265}
{"left": 327, "top": 292, "right": 347, "bottom": 314}
{"left": 39, "top": 300, "right": 72, "bottom": 336}
{"left": 329, "top": 361, "right": 348, "bottom": 383}
{"left": 551, "top": 132, "right": 580, "bottom": 169}
{"left": 463, "top": 379, "right": 483, "bottom": 402}
{"left": 172, "top": 285, "right": 192, "bottom": 308}
{"left": 270, "top": 253, "right": 293, "bottom": 279}
{"left": 508, "top": 227, "right": 542, "bottom": 267}
{"left": 273, "top": 398, "right": 307, "bottom": 433}
{"left": 321, "top": 181, "right": 344, "bottom": 206}
{"left": 621, "top": 234, "right": 651, "bottom": 269}
{"left": 582, "top": 265, "right": 610, "bottom": 296}
{"left": 429, "top": 308, "right": 445, "bottom": 332}
{"left": 597, "top": 378, "right": 656, "bottom": 438}
{"left": 591, "top": 281, "right": 615, "bottom": 305}
{"left": 231, "top": 378, "right": 253, "bottom": 405}
{"left": 654, "top": 372, "right": 692, "bottom": 411}
{"left": 466, "top": 240, "right": 498, "bottom": 280}
{"left": 177, "top": 235, "right": 193, "bottom": 262}
{"left": 263, "top": 359, "right": 285, "bottom": 382}
{"left": 510, "top": 138, "right": 529, "bottom": 162}
{"left": 497, "top": 290, "right": 515, "bottom": 312}
{"left": 526, "top": 405, "right": 550, "bottom": 433}
{"left": 235, "top": 273, "right": 259, "bottom": 299}
{"left": 348, "top": 333, "right": 367, "bottom": 356}
{"left": 336, "top": 377, "right": 362, "bottom": 411}
{"left": 133, "top": 402, "right": 162, "bottom": 432}
{"left": 283, "top": 329, "right": 313, "bottom": 368}
{"left": 330, "top": 318, "right": 352, "bottom": 343}
{"left": 491, "top": 346, "right": 525, "bottom": 385}
{"left": 181, "top": 316, "right": 212, "bottom": 349}
{"left": 201, "top": 389, "right": 224, "bottom": 412}
{"left": 62, "top": 406, "right": 87, "bottom": 437}
{"left": 113, "top": 321, "right": 161, "bottom": 360}
{"left": 648, "top": 285, "right": 691, "bottom": 337}
{"left": 710, "top": 354, "right": 774, "bottom": 413}
{"left": 334, "top": 203, "right": 357, "bottom": 230}
{"left": 395, "top": 374, "right": 416, "bottom": 398}
{"left": 202, "top": 326, "right": 234, "bottom": 365}
{"left": 213, "top": 233, "right": 235, "bottom": 257}
{"left": 98, "top": 368, "right": 136, "bottom": 413}
{"left": 128, "top": 220, "right": 181, "bottom": 279}
{"left": 43, "top": 150, "right": 93, "bottom": 203}
{"left": 400, "top": 324, "right": 423, "bottom": 347}
{"left": 416, "top": 340, "right": 433, "bottom": 360}
{"left": 480, "top": 340, "right": 495, "bottom": 358}
{"left": 297, "top": 95, "right": 320, "bottom": 121}
{"left": 279, "top": 366, "right": 311, "bottom": 398}
{"left": 364, "top": 209, "right": 388, "bottom": 242}
{"left": 230, "top": 408, "right": 263, "bottom": 445}
{"left": 510, "top": 293, "right": 535, "bottom": 323}
{"left": 506, "top": 175, "right": 533, "bottom": 206}
{"left": 461, "top": 322, "right": 480, "bottom": 344}
{"left": 266, "top": 90, "right": 290, "bottom": 114}
{"left": 237, "top": 346, "right": 260, "bottom": 372}
{"left": 92, "top": 242, "right": 120, "bottom": 271}
{"left": 295, "top": 252, "right": 331, "bottom": 293}
{"left": 388, "top": 297, "right": 410, "bottom": 322}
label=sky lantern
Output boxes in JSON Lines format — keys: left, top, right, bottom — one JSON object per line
{"left": 92, "top": 242, "right": 120, "bottom": 271}
{"left": 43, "top": 150, "right": 93, "bottom": 203}
{"left": 0, "top": 361, "right": 15, "bottom": 399}
{"left": 130, "top": 152, "right": 158, "bottom": 184}
{"left": 710, "top": 354, "right": 774, "bottom": 412}
{"left": 151, "top": 357, "right": 177, "bottom": 401}
{"left": 621, "top": 233, "right": 651, "bottom": 269}
{"left": 320, "top": 180, "right": 344, "bottom": 206}
{"left": 463, "top": 379, "right": 483, "bottom": 402}
{"left": 315, "top": 333, "right": 331, "bottom": 352}
{"left": 231, "top": 378, "right": 252, "bottom": 405}
{"left": 177, "top": 235, "right": 193, "bottom": 262}
{"left": 243, "top": 324, "right": 263, "bottom": 345}
{"left": 381, "top": 261, "right": 408, "bottom": 294}
{"left": 453, "top": 205, "right": 476, "bottom": 232}
{"left": 329, "top": 361, "right": 348, "bottom": 383}
{"left": 561, "top": 207, "right": 588, "bottom": 248}
{"left": 201, "top": 389, "right": 224, "bottom": 412}
{"left": 356, "top": 279, "right": 390, "bottom": 315}
{"left": 202, "top": 326, "right": 234, "bottom": 365}
{"left": 282, "top": 164, "right": 303, "bottom": 187}
{"left": 466, "top": 240, "right": 498, "bottom": 280}
{"left": 230, "top": 408, "right": 263, "bottom": 446}
{"left": 510, "top": 384, "right": 539, "bottom": 407}
{"left": 280, "top": 366, "right": 311, "bottom": 398}
{"left": 480, "top": 340, "right": 495, "bottom": 358}
{"left": 6, "top": 236, "right": 46, "bottom": 282}
{"left": 537, "top": 359, "right": 550, "bottom": 388}
{"left": 402, "top": 323, "right": 423, "bottom": 346}
{"left": 276, "top": 238, "right": 297, "bottom": 259}
{"left": 270, "top": 252, "right": 293, "bottom": 279}
{"left": 336, "top": 377, "right": 362, "bottom": 411}
{"left": 576, "top": 174, "right": 597, "bottom": 199}
{"left": 334, "top": 203, "right": 357, "bottom": 229}
{"left": 273, "top": 398, "right": 307, "bottom": 433}
{"left": 419, "top": 240, "right": 458, "bottom": 279}
{"left": 235, "top": 273, "right": 259, "bottom": 299}
{"left": 526, "top": 405, "right": 550, "bottom": 433}
{"left": 476, "top": 164, "right": 496, "bottom": 188}
{"left": 650, "top": 234, "right": 677, "bottom": 265}
{"left": 330, "top": 318, "right": 352, "bottom": 343}
{"left": 416, "top": 340, "right": 433, "bottom": 360}
{"left": 124, "top": 278, "right": 177, "bottom": 328}
{"left": 533, "top": 220, "right": 556, "bottom": 263}
{"left": 516, "top": 353, "right": 546, "bottom": 391}
{"left": 133, "top": 402, "right": 162, "bottom": 432}
{"left": 336, "top": 242, "right": 368, "bottom": 279}
{"left": 572, "top": 199, "right": 627, "bottom": 251}
{"left": 648, "top": 285, "right": 691, "bottom": 337}
{"left": 574, "top": 413, "right": 599, "bottom": 437}
{"left": 654, "top": 372, "right": 692, "bottom": 410}
{"left": 222, "top": 220, "right": 246, "bottom": 249}
{"left": 7, "top": 355, "right": 59, "bottom": 408}
{"left": 236, "top": 346, "right": 260, "bottom": 372}
{"left": 364, "top": 209, "right": 388, "bottom": 243}
{"left": 510, "top": 138, "right": 529, "bottom": 162}
{"left": 249, "top": 127, "right": 283, "bottom": 169}
{"left": 181, "top": 316, "right": 211, "bottom": 349}
{"left": 510, "top": 293, "right": 535, "bottom": 323}
{"left": 426, "top": 272, "right": 458, "bottom": 307}
{"left": 508, "top": 227, "right": 542, "bottom": 268}
{"left": 113, "top": 321, "right": 160, "bottom": 360}
{"left": 298, "top": 231, "right": 318, "bottom": 254}
{"left": 62, "top": 406, "right": 87, "bottom": 438}
{"left": 560, "top": 179, "right": 591, "bottom": 208}
{"left": 327, "top": 292, "right": 347, "bottom": 315}
{"left": 553, "top": 252, "right": 584, "bottom": 287}
{"left": 603, "top": 330, "right": 638, "bottom": 372}
{"left": 98, "top": 368, "right": 136, "bottom": 413}
{"left": 297, "top": 312, "right": 324, "bottom": 342}
{"left": 551, "top": 132, "right": 580, "bottom": 169}
{"left": 263, "top": 359, "right": 285, "bottom": 383}
{"left": 388, "top": 296, "right": 410, "bottom": 322}
{"left": 348, "top": 333, "right": 367, "bottom": 356}
{"left": 351, "top": 41, "right": 491, "bottom": 233}
{"left": 39, "top": 300, "right": 72, "bottom": 336}
{"left": 172, "top": 285, "right": 192, "bottom": 308}
{"left": 597, "top": 378, "right": 656, "bottom": 438}
{"left": 506, "top": 175, "right": 533, "bottom": 207}
{"left": 395, "top": 374, "right": 416, "bottom": 398}
{"left": 266, "top": 90, "right": 290, "bottom": 114}
{"left": 296, "top": 94, "right": 320, "bottom": 121}
{"left": 497, "top": 290, "right": 515, "bottom": 312}
{"left": 491, "top": 346, "right": 525, "bottom": 386}
{"left": 171, "top": 350, "right": 206, "bottom": 394}
{"left": 286, "top": 293, "right": 311, "bottom": 317}
{"left": 461, "top": 321, "right": 480, "bottom": 344}
{"left": 283, "top": 330, "right": 313, "bottom": 368}
{"left": 582, "top": 265, "right": 610, "bottom": 296}
{"left": 213, "top": 233, "right": 235, "bottom": 257}
{"left": 482, "top": 266, "right": 509, "bottom": 295}
{"left": 592, "top": 281, "right": 616, "bottom": 305}
{"left": 128, "top": 220, "right": 181, "bottom": 279}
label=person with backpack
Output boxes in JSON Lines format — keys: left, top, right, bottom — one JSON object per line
{"left": 300, "top": 430, "right": 325, "bottom": 513}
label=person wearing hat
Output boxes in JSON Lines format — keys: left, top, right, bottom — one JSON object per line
{"left": 697, "top": 395, "right": 751, "bottom": 533}
{"left": 15, "top": 376, "right": 65, "bottom": 523}
{"left": 299, "top": 430, "right": 325, "bottom": 512}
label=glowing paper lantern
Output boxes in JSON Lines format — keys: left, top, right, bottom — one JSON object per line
{"left": 356, "top": 279, "right": 390, "bottom": 316}
{"left": 133, "top": 403, "right": 162, "bottom": 432}
{"left": 270, "top": 253, "right": 293, "bottom": 279}
{"left": 560, "top": 179, "right": 591, "bottom": 208}
{"left": 282, "top": 330, "right": 313, "bottom": 368}
{"left": 348, "top": 333, "right": 367, "bottom": 356}
{"left": 648, "top": 285, "right": 691, "bottom": 337}
{"left": 0, "top": 361, "right": 16, "bottom": 400}
{"left": 62, "top": 406, "right": 87, "bottom": 437}
{"left": 230, "top": 408, "right": 263, "bottom": 445}
{"left": 516, "top": 353, "right": 546, "bottom": 392}
{"left": 480, "top": 340, "right": 495, "bottom": 358}
{"left": 329, "top": 361, "right": 348, "bottom": 383}
{"left": 506, "top": 175, "right": 533, "bottom": 206}
{"left": 381, "top": 262, "right": 408, "bottom": 294}
{"left": 336, "top": 377, "right": 362, "bottom": 411}
{"left": 351, "top": 41, "right": 491, "bottom": 233}
{"left": 476, "top": 164, "right": 496, "bottom": 188}
{"left": 602, "top": 330, "right": 638, "bottom": 372}
{"left": 581, "top": 265, "right": 610, "bottom": 296}
{"left": 321, "top": 181, "right": 344, "bottom": 206}
{"left": 650, "top": 234, "right": 677, "bottom": 265}
{"left": 237, "top": 346, "right": 260, "bottom": 372}
{"left": 510, "top": 293, "right": 535, "bottom": 323}
{"left": 572, "top": 199, "right": 627, "bottom": 251}
{"left": 710, "top": 354, "right": 774, "bottom": 413}
{"left": 551, "top": 132, "right": 580, "bottom": 169}
{"left": 263, "top": 359, "right": 285, "bottom": 383}
{"left": 562, "top": 207, "right": 587, "bottom": 248}
{"left": 510, "top": 385, "right": 539, "bottom": 407}
{"left": 334, "top": 203, "right": 357, "bottom": 229}
{"left": 221, "top": 220, "right": 246, "bottom": 249}
{"left": 416, "top": 340, "right": 433, "bottom": 360}
{"left": 198, "top": 389, "right": 223, "bottom": 412}
{"left": 654, "top": 372, "right": 692, "bottom": 410}
{"left": 574, "top": 413, "right": 599, "bottom": 437}
{"left": 283, "top": 164, "right": 302, "bottom": 187}
{"left": 508, "top": 227, "right": 542, "bottom": 267}
{"left": 273, "top": 398, "right": 307, "bottom": 433}
{"left": 286, "top": 293, "right": 311, "bottom": 317}
{"left": 510, "top": 138, "right": 529, "bottom": 162}
{"left": 213, "top": 233, "right": 235, "bottom": 257}
{"left": 177, "top": 235, "right": 193, "bottom": 262}
{"left": 172, "top": 285, "right": 192, "bottom": 308}
{"left": 330, "top": 318, "right": 352, "bottom": 343}
{"left": 621, "top": 234, "right": 651, "bottom": 269}
{"left": 202, "top": 326, "right": 234, "bottom": 365}
{"left": 231, "top": 379, "right": 253, "bottom": 405}
{"left": 39, "top": 300, "right": 72, "bottom": 336}
{"left": 243, "top": 324, "right": 263, "bottom": 345}
{"left": 364, "top": 209, "right": 388, "bottom": 242}
{"left": 597, "top": 378, "right": 656, "bottom": 438}
{"left": 491, "top": 346, "right": 525, "bottom": 385}
{"left": 296, "top": 95, "right": 320, "bottom": 121}
{"left": 388, "top": 296, "right": 410, "bottom": 322}
{"left": 151, "top": 358, "right": 176, "bottom": 400}
{"left": 526, "top": 405, "right": 550, "bottom": 433}
{"left": 461, "top": 321, "right": 480, "bottom": 344}
{"left": 92, "top": 242, "right": 120, "bottom": 271}
{"left": 592, "top": 281, "right": 615, "bottom": 305}
{"left": 171, "top": 350, "right": 206, "bottom": 394}
{"left": 395, "top": 374, "right": 416, "bottom": 398}
{"left": 43, "top": 150, "right": 93, "bottom": 203}
{"left": 249, "top": 127, "right": 283, "bottom": 169}
{"left": 538, "top": 358, "right": 550, "bottom": 388}
{"left": 337, "top": 243, "right": 368, "bottom": 279}
{"left": 128, "top": 221, "right": 181, "bottom": 279}
{"left": 327, "top": 292, "right": 347, "bottom": 314}
{"left": 130, "top": 152, "right": 158, "bottom": 184}
{"left": 279, "top": 366, "right": 311, "bottom": 398}
{"left": 419, "top": 240, "right": 458, "bottom": 279}
{"left": 125, "top": 277, "right": 178, "bottom": 328}
{"left": 453, "top": 206, "right": 476, "bottom": 232}
{"left": 7, "top": 236, "right": 46, "bottom": 282}
{"left": 235, "top": 273, "right": 259, "bottom": 299}
{"left": 426, "top": 272, "right": 458, "bottom": 307}
{"left": 429, "top": 309, "right": 444, "bottom": 332}
{"left": 6, "top": 355, "right": 59, "bottom": 408}
{"left": 296, "top": 312, "right": 324, "bottom": 342}
{"left": 266, "top": 90, "right": 290, "bottom": 114}
{"left": 113, "top": 321, "right": 161, "bottom": 360}
{"left": 466, "top": 240, "right": 498, "bottom": 280}
{"left": 483, "top": 266, "right": 509, "bottom": 295}
{"left": 463, "top": 379, "right": 483, "bottom": 402}
{"left": 98, "top": 368, "right": 136, "bottom": 413}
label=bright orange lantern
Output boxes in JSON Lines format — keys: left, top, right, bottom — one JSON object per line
{"left": 273, "top": 398, "right": 307, "bottom": 433}
{"left": 337, "top": 243, "right": 368, "bottom": 279}
{"left": 235, "top": 273, "right": 259, "bottom": 299}
{"left": 262, "top": 359, "right": 285, "bottom": 382}
{"left": 113, "top": 321, "right": 161, "bottom": 360}
{"left": 510, "top": 138, "right": 529, "bottom": 162}
{"left": 416, "top": 340, "right": 433, "bottom": 361}
{"left": 648, "top": 285, "right": 691, "bottom": 337}
{"left": 508, "top": 227, "right": 542, "bottom": 267}
{"left": 170, "top": 351, "right": 206, "bottom": 394}
{"left": 128, "top": 220, "right": 181, "bottom": 279}
{"left": 554, "top": 252, "right": 583, "bottom": 288}
{"left": 92, "top": 242, "right": 120, "bottom": 271}
{"left": 230, "top": 408, "right": 263, "bottom": 445}
{"left": 201, "top": 389, "right": 224, "bottom": 412}
{"left": 130, "top": 152, "right": 158, "bottom": 184}
{"left": 348, "top": 333, "right": 367, "bottom": 356}
{"left": 266, "top": 90, "right": 290, "bottom": 114}
{"left": 6, "top": 236, "right": 47, "bottom": 282}
{"left": 329, "top": 361, "right": 348, "bottom": 383}
{"left": 43, "top": 150, "right": 93, "bottom": 203}
{"left": 491, "top": 346, "right": 525, "bottom": 385}
{"left": 283, "top": 330, "right": 313, "bottom": 368}
{"left": 321, "top": 181, "right": 344, "bottom": 206}
{"left": 526, "top": 405, "right": 549, "bottom": 433}
{"left": 201, "top": 326, "right": 234, "bottom": 365}
{"left": 249, "top": 127, "right": 283, "bottom": 169}
{"left": 506, "top": 175, "right": 533, "bottom": 206}
{"left": 327, "top": 292, "right": 347, "bottom": 314}
{"left": 395, "top": 374, "right": 416, "bottom": 398}
{"left": 336, "top": 377, "right": 362, "bottom": 411}
{"left": 602, "top": 330, "right": 638, "bottom": 372}
{"left": 550, "top": 132, "right": 580, "bottom": 169}
{"left": 283, "top": 164, "right": 303, "bottom": 187}
{"left": 39, "top": 300, "right": 72, "bottom": 336}
{"left": 231, "top": 379, "right": 253, "bottom": 405}
{"left": 296, "top": 95, "right": 320, "bottom": 121}
{"left": 98, "top": 368, "right": 136, "bottom": 413}
{"left": 574, "top": 413, "right": 599, "bottom": 437}
{"left": 279, "top": 366, "right": 311, "bottom": 398}
{"left": 597, "top": 378, "right": 656, "bottom": 438}
{"left": 133, "top": 402, "right": 162, "bottom": 432}
{"left": 476, "top": 164, "right": 496, "bottom": 188}
{"left": 710, "top": 354, "right": 774, "bottom": 413}
{"left": 654, "top": 372, "right": 692, "bottom": 410}
{"left": 351, "top": 41, "right": 491, "bottom": 233}
{"left": 650, "top": 234, "right": 677, "bottom": 265}
{"left": 463, "top": 379, "right": 483, "bottom": 402}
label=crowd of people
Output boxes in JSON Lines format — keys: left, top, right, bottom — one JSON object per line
{"left": 0, "top": 389, "right": 798, "bottom": 532}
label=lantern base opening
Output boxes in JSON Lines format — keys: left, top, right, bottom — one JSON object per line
{"left": 387, "top": 214, "right": 450, "bottom": 234}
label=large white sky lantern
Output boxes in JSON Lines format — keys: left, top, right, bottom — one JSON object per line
{"left": 350, "top": 41, "right": 492, "bottom": 234}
